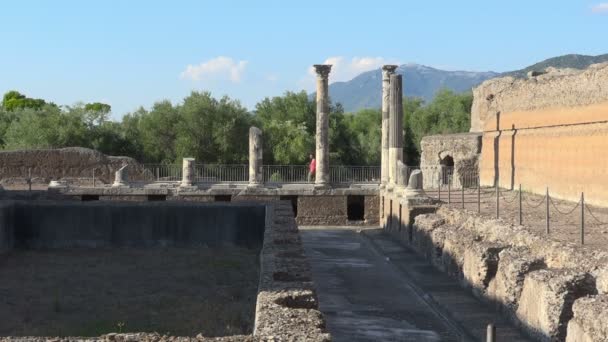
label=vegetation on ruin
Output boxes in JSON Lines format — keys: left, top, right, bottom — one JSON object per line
{"left": 0, "top": 89, "right": 472, "bottom": 166}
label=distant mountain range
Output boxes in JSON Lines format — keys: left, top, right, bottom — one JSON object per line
{"left": 328, "top": 54, "right": 608, "bottom": 113}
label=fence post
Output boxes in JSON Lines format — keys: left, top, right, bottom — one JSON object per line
{"left": 546, "top": 187, "right": 550, "bottom": 235}
{"left": 28, "top": 167, "right": 32, "bottom": 192}
{"left": 486, "top": 324, "right": 496, "bottom": 342}
{"left": 448, "top": 178, "right": 451, "bottom": 205}
{"left": 461, "top": 182, "right": 465, "bottom": 209}
{"left": 438, "top": 171, "right": 441, "bottom": 201}
{"left": 581, "top": 192, "right": 585, "bottom": 245}
{"left": 518, "top": 184, "right": 522, "bottom": 225}
{"left": 477, "top": 178, "right": 481, "bottom": 214}
{"left": 495, "top": 181, "right": 499, "bottom": 219}
{"left": 93, "top": 169, "right": 96, "bottom": 188}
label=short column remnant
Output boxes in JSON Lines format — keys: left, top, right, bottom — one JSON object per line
{"left": 248, "top": 126, "right": 263, "bottom": 187}
{"left": 388, "top": 74, "right": 404, "bottom": 187}
{"left": 405, "top": 169, "right": 423, "bottom": 197}
{"left": 313, "top": 64, "right": 332, "bottom": 188}
{"left": 381, "top": 65, "right": 398, "bottom": 187}
{"left": 112, "top": 165, "right": 129, "bottom": 187}
{"left": 180, "top": 158, "right": 195, "bottom": 187}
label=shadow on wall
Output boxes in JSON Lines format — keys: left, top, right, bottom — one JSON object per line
{"left": 384, "top": 207, "right": 600, "bottom": 342}
{"left": 0, "top": 201, "right": 266, "bottom": 250}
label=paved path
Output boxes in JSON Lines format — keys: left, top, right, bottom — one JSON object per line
{"left": 300, "top": 226, "right": 530, "bottom": 342}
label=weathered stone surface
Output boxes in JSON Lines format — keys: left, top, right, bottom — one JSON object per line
{"left": 248, "top": 127, "right": 263, "bottom": 187}
{"left": 181, "top": 157, "right": 195, "bottom": 187}
{"left": 566, "top": 295, "right": 608, "bottom": 342}
{"left": 516, "top": 269, "right": 596, "bottom": 342}
{"left": 313, "top": 64, "right": 332, "bottom": 187}
{"left": 595, "top": 267, "right": 608, "bottom": 295}
{"left": 363, "top": 195, "right": 379, "bottom": 224}
{"left": 381, "top": 65, "right": 398, "bottom": 186}
{"left": 470, "top": 62, "right": 608, "bottom": 132}
{"left": 296, "top": 195, "right": 347, "bottom": 226}
{"left": 462, "top": 242, "right": 506, "bottom": 295}
{"left": 388, "top": 74, "right": 403, "bottom": 185}
{"left": 420, "top": 133, "right": 482, "bottom": 189}
{"left": 411, "top": 213, "right": 445, "bottom": 259}
{"left": 487, "top": 247, "right": 545, "bottom": 312}
{"left": 440, "top": 228, "right": 479, "bottom": 278}
{"left": 112, "top": 165, "right": 128, "bottom": 187}
{"left": 407, "top": 169, "right": 423, "bottom": 190}
{"left": 0, "top": 147, "right": 147, "bottom": 185}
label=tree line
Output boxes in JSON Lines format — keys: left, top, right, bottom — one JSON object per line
{"left": 0, "top": 89, "right": 472, "bottom": 166}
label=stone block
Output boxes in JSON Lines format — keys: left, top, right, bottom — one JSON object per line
{"left": 566, "top": 295, "right": 608, "bottom": 342}
{"left": 487, "top": 247, "right": 545, "bottom": 312}
{"left": 440, "top": 228, "right": 478, "bottom": 278}
{"left": 595, "top": 267, "right": 608, "bottom": 295}
{"left": 462, "top": 242, "right": 506, "bottom": 295}
{"left": 516, "top": 269, "right": 596, "bottom": 342}
{"left": 412, "top": 214, "right": 445, "bottom": 258}
{"left": 296, "top": 195, "right": 346, "bottom": 226}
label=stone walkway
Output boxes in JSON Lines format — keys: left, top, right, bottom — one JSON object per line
{"left": 300, "top": 226, "right": 531, "bottom": 342}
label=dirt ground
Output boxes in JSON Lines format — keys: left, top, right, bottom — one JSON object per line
{"left": 0, "top": 247, "right": 260, "bottom": 337}
{"left": 424, "top": 187, "right": 608, "bottom": 251}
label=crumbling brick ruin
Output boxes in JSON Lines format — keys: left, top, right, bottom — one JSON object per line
{"left": 0, "top": 147, "right": 148, "bottom": 187}
{"left": 474, "top": 63, "right": 608, "bottom": 205}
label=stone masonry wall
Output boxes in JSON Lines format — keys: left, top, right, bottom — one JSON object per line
{"left": 0, "top": 147, "right": 148, "bottom": 186}
{"left": 470, "top": 62, "right": 608, "bottom": 133}
{"left": 420, "top": 133, "right": 482, "bottom": 189}
{"left": 471, "top": 62, "right": 608, "bottom": 206}
{"left": 407, "top": 206, "right": 608, "bottom": 341}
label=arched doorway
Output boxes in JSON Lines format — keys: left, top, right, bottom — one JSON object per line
{"left": 440, "top": 155, "right": 454, "bottom": 185}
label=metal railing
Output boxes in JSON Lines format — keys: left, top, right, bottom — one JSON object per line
{"left": 195, "top": 164, "right": 248, "bottom": 183}
{"left": 141, "top": 164, "right": 381, "bottom": 185}
{"left": 263, "top": 165, "right": 308, "bottom": 183}
{"left": 330, "top": 165, "right": 380, "bottom": 184}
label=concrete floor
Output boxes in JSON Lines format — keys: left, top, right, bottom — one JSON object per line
{"left": 300, "top": 226, "right": 531, "bottom": 342}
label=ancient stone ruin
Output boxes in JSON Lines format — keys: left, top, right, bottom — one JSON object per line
{"left": 2, "top": 61, "right": 608, "bottom": 341}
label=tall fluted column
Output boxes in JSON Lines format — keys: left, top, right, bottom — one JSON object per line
{"left": 388, "top": 74, "right": 404, "bottom": 185}
{"left": 381, "top": 65, "right": 398, "bottom": 187}
{"left": 313, "top": 64, "right": 332, "bottom": 187}
{"left": 248, "top": 126, "right": 263, "bottom": 187}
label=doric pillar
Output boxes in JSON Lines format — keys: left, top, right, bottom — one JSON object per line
{"left": 388, "top": 74, "right": 404, "bottom": 185}
{"left": 181, "top": 158, "right": 195, "bottom": 187}
{"left": 112, "top": 165, "right": 129, "bottom": 187}
{"left": 313, "top": 64, "right": 332, "bottom": 187}
{"left": 381, "top": 65, "right": 398, "bottom": 186}
{"left": 248, "top": 126, "right": 263, "bottom": 187}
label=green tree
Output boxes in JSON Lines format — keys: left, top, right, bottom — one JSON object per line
{"left": 3, "top": 105, "right": 87, "bottom": 149}
{"left": 174, "top": 91, "right": 251, "bottom": 164}
{"left": 344, "top": 108, "right": 381, "bottom": 166}
{"left": 137, "top": 101, "right": 180, "bottom": 163}
{"left": 2, "top": 90, "right": 49, "bottom": 111}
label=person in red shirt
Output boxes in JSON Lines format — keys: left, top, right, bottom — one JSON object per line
{"left": 307, "top": 153, "right": 316, "bottom": 183}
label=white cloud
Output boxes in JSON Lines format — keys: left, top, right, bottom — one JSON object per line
{"left": 305, "top": 56, "right": 400, "bottom": 86}
{"left": 592, "top": 3, "right": 608, "bottom": 13}
{"left": 180, "top": 56, "right": 248, "bottom": 83}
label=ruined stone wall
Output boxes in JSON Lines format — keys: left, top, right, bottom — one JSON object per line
{"left": 0, "top": 147, "right": 148, "bottom": 185}
{"left": 406, "top": 206, "right": 608, "bottom": 341}
{"left": 471, "top": 62, "right": 608, "bottom": 133}
{"left": 472, "top": 63, "right": 608, "bottom": 206}
{"left": 420, "top": 133, "right": 482, "bottom": 188}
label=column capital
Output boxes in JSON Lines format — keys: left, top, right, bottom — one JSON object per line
{"left": 313, "top": 64, "right": 332, "bottom": 79}
{"left": 382, "top": 65, "right": 398, "bottom": 73}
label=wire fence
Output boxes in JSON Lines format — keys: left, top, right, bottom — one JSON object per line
{"left": 420, "top": 170, "right": 608, "bottom": 247}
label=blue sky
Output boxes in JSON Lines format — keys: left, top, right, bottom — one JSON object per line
{"left": 1, "top": 0, "right": 607, "bottom": 118}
